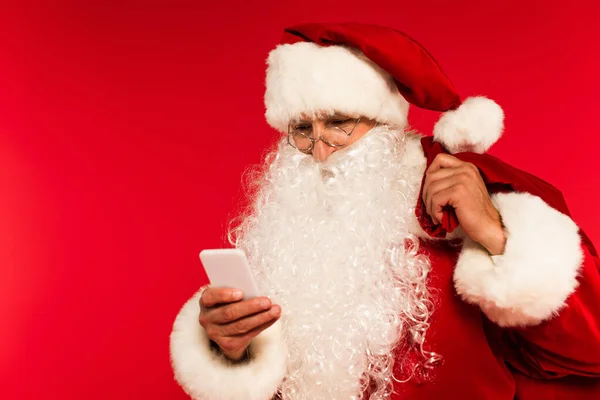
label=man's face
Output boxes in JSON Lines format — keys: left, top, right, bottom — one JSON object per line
{"left": 288, "top": 114, "right": 377, "bottom": 162}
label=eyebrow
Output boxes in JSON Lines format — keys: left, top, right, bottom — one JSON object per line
{"left": 294, "top": 114, "right": 351, "bottom": 123}
{"left": 327, "top": 114, "right": 350, "bottom": 120}
{"left": 293, "top": 120, "right": 312, "bottom": 126}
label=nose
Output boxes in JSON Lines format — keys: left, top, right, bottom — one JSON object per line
{"left": 311, "top": 120, "right": 336, "bottom": 162}
{"left": 312, "top": 140, "right": 336, "bottom": 162}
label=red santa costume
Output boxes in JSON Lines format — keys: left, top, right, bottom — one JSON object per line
{"left": 169, "top": 23, "right": 600, "bottom": 399}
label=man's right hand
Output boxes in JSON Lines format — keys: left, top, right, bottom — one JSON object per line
{"left": 199, "top": 287, "right": 281, "bottom": 361}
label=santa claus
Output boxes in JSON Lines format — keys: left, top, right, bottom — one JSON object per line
{"left": 169, "top": 23, "right": 600, "bottom": 399}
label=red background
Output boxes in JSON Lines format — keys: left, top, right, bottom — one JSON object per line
{"left": 1, "top": 1, "right": 599, "bottom": 399}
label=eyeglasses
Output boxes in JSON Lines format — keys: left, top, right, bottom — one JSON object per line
{"left": 287, "top": 117, "right": 362, "bottom": 154}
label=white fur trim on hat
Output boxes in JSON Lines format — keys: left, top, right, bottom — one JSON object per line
{"left": 433, "top": 96, "right": 504, "bottom": 154}
{"left": 264, "top": 42, "right": 409, "bottom": 132}
{"left": 453, "top": 192, "right": 583, "bottom": 327}
{"left": 170, "top": 291, "right": 287, "bottom": 400}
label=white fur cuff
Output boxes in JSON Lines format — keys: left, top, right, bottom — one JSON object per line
{"left": 170, "top": 292, "right": 287, "bottom": 400}
{"left": 453, "top": 192, "right": 584, "bottom": 327}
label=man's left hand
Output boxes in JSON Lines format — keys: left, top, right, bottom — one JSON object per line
{"left": 422, "top": 153, "right": 506, "bottom": 255}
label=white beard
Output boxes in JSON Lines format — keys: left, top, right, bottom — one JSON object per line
{"left": 229, "top": 126, "right": 434, "bottom": 400}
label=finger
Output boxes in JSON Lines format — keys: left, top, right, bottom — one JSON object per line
{"left": 424, "top": 155, "right": 464, "bottom": 223}
{"left": 217, "top": 317, "right": 280, "bottom": 354}
{"left": 424, "top": 166, "right": 459, "bottom": 188}
{"left": 423, "top": 167, "right": 462, "bottom": 212}
{"left": 425, "top": 173, "right": 463, "bottom": 223}
{"left": 423, "top": 162, "right": 481, "bottom": 211}
{"left": 428, "top": 153, "right": 463, "bottom": 174}
{"left": 425, "top": 192, "right": 439, "bottom": 225}
{"left": 428, "top": 196, "right": 441, "bottom": 225}
{"left": 209, "top": 297, "right": 273, "bottom": 324}
{"left": 431, "top": 185, "right": 464, "bottom": 223}
{"left": 219, "top": 305, "right": 281, "bottom": 336}
{"left": 201, "top": 287, "right": 244, "bottom": 308}
{"left": 236, "top": 317, "right": 279, "bottom": 342}
{"left": 425, "top": 172, "right": 471, "bottom": 213}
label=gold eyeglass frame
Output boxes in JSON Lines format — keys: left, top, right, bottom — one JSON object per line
{"left": 287, "top": 117, "right": 362, "bottom": 154}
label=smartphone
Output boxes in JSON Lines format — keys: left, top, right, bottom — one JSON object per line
{"left": 199, "top": 248, "right": 261, "bottom": 300}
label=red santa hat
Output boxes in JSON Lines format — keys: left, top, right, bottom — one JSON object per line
{"left": 264, "top": 23, "right": 504, "bottom": 154}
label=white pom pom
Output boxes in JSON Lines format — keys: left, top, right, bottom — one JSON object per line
{"left": 433, "top": 96, "right": 504, "bottom": 154}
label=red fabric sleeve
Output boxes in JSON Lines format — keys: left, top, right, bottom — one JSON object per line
{"left": 504, "top": 236, "right": 600, "bottom": 378}
{"left": 417, "top": 137, "right": 600, "bottom": 378}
